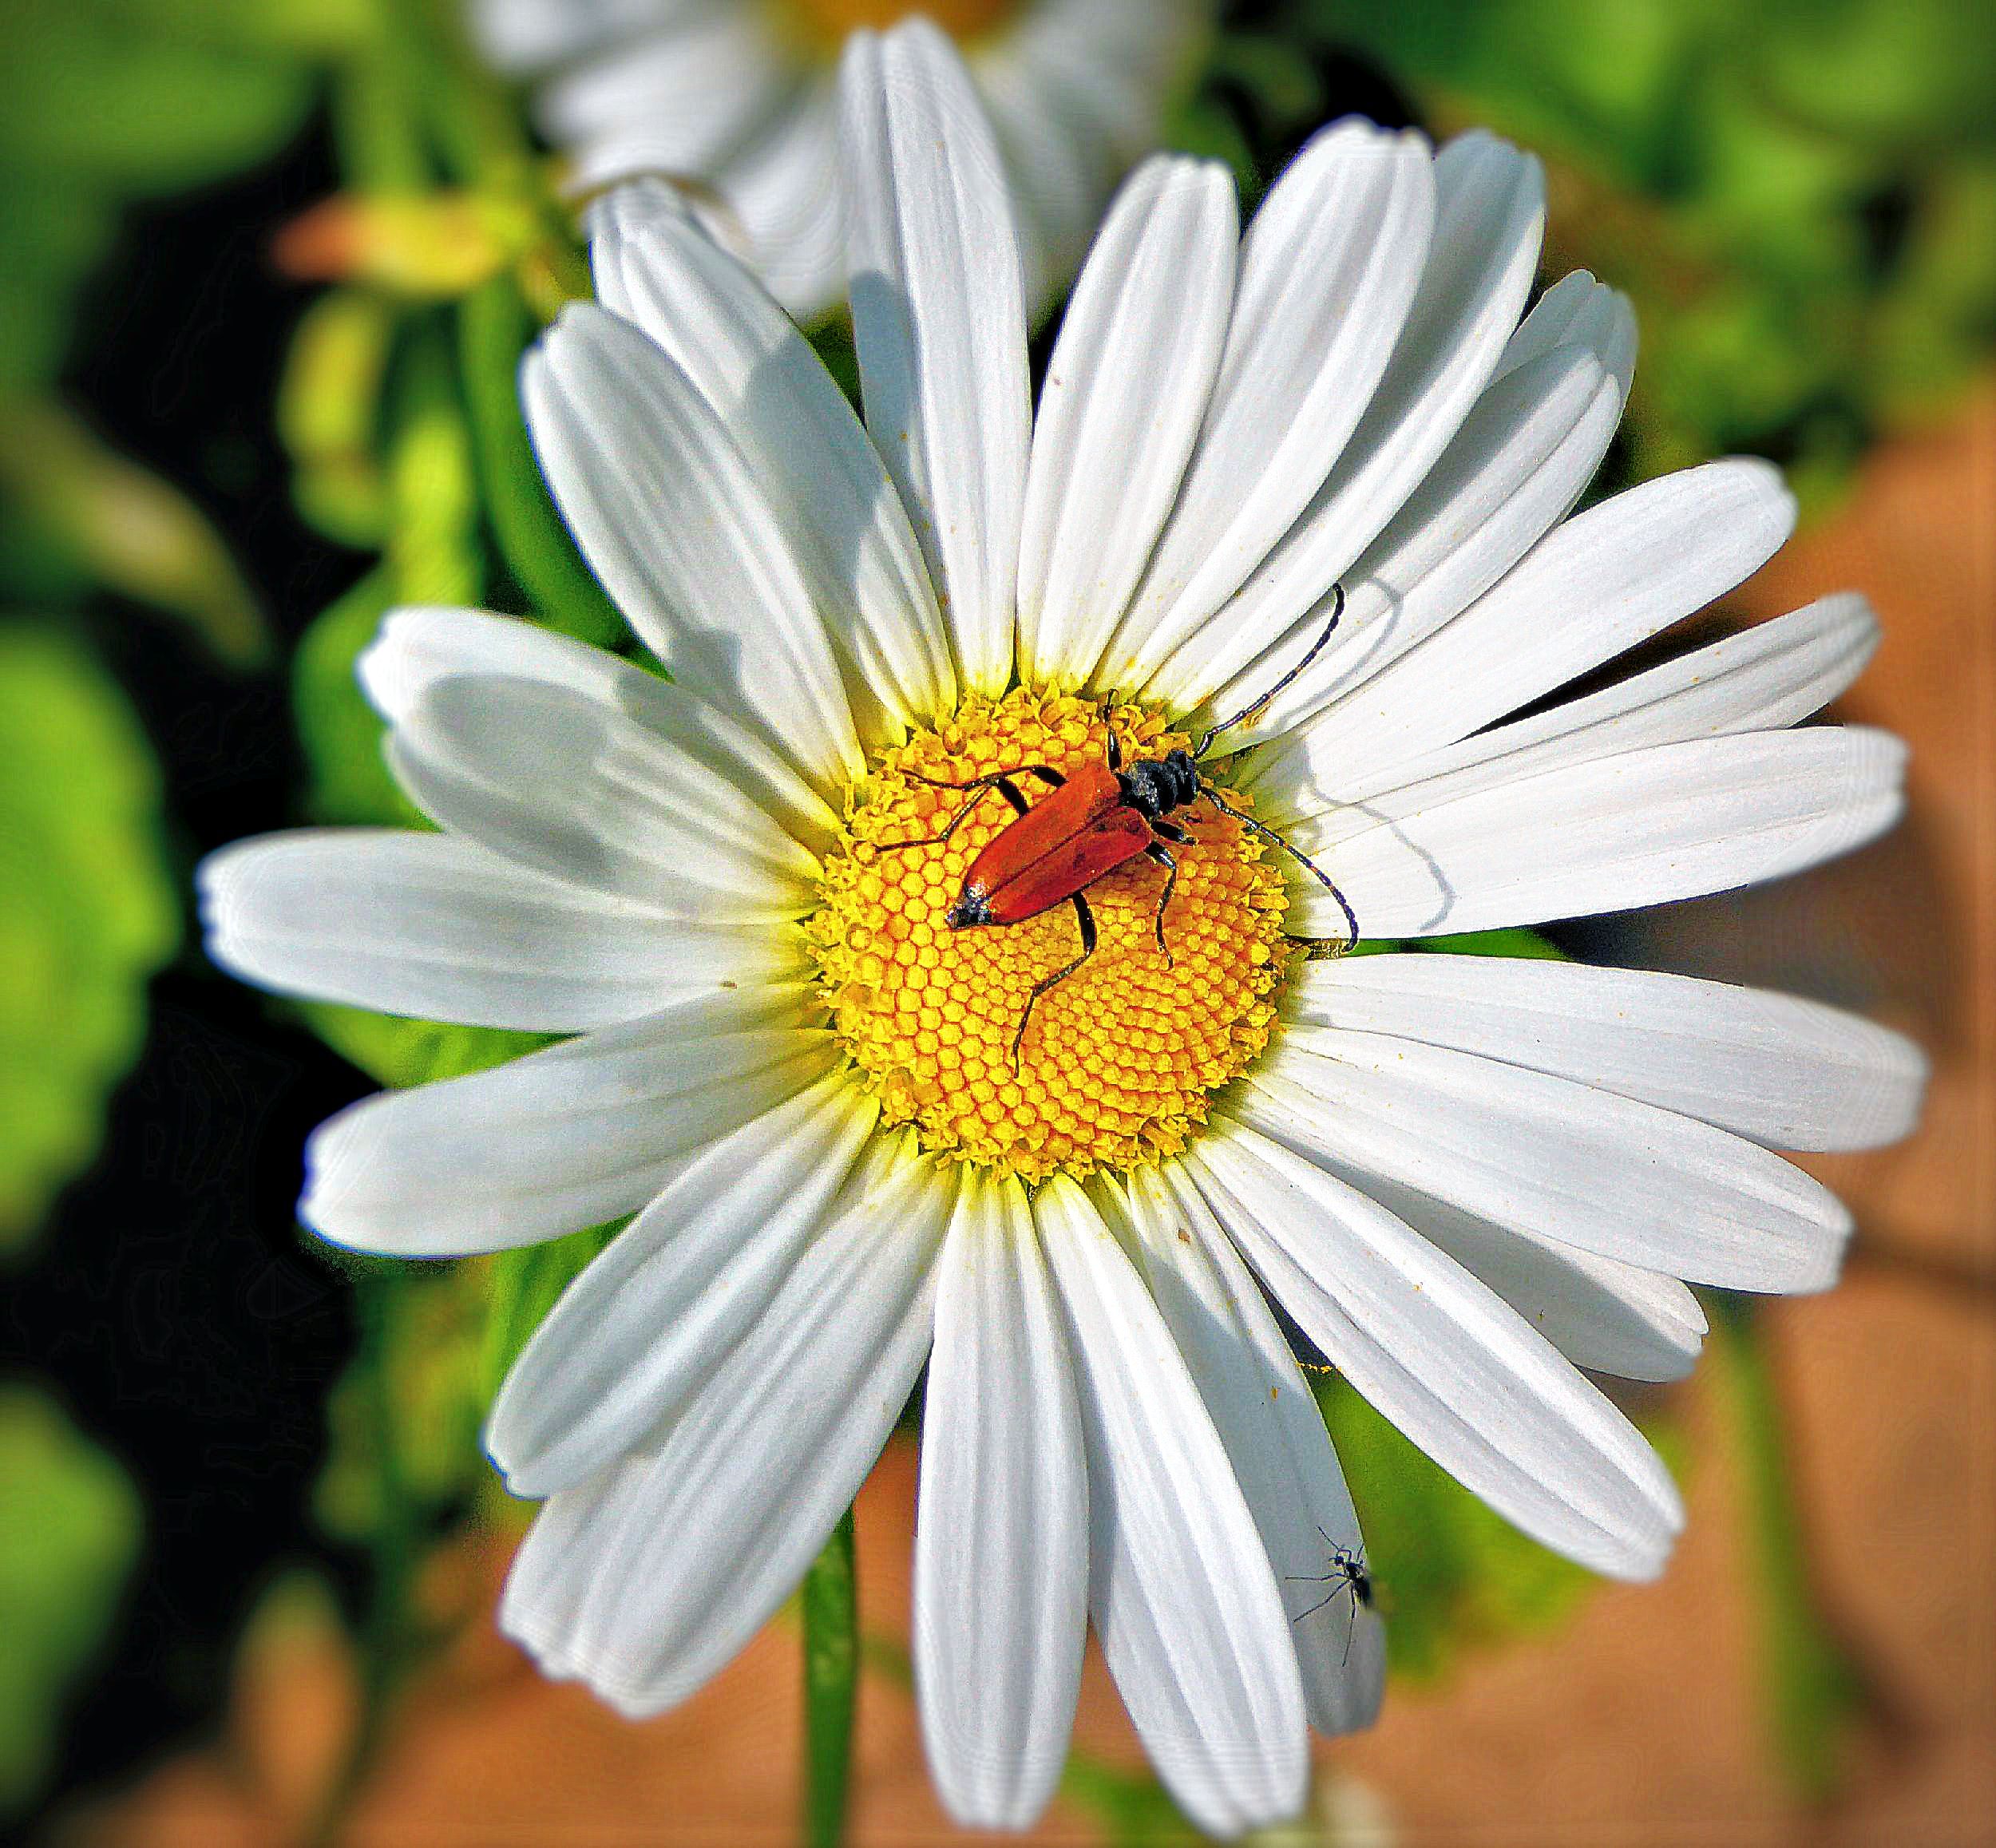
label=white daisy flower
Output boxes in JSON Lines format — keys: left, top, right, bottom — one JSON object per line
{"left": 470, "top": 0, "right": 1213, "bottom": 319}
{"left": 203, "top": 22, "right": 1924, "bottom": 1838}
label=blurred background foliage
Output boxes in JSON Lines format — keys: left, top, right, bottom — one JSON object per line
{"left": 0, "top": 0, "right": 1988, "bottom": 1837}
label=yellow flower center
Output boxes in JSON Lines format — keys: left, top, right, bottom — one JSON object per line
{"left": 808, "top": 688, "right": 1291, "bottom": 1184}
{"left": 774, "top": 0, "right": 1022, "bottom": 57}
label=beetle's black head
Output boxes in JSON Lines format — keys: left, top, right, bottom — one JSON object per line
{"left": 947, "top": 886, "right": 993, "bottom": 930}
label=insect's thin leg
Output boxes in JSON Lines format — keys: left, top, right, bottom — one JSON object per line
{"left": 1194, "top": 583, "right": 1345, "bottom": 758}
{"left": 1011, "top": 891, "right": 1097, "bottom": 1072}
{"left": 1106, "top": 730, "right": 1123, "bottom": 771}
{"left": 1150, "top": 819, "right": 1194, "bottom": 845}
{"left": 1202, "top": 785, "right": 1359, "bottom": 952}
{"left": 1142, "top": 842, "right": 1178, "bottom": 964}
{"left": 1342, "top": 1599, "right": 1357, "bottom": 1668}
{"left": 1289, "top": 1585, "right": 1344, "bottom": 1626}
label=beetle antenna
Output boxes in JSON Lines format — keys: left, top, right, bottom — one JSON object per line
{"left": 1202, "top": 786, "right": 1359, "bottom": 952}
{"left": 1194, "top": 583, "right": 1345, "bottom": 759}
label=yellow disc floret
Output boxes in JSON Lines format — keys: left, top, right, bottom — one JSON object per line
{"left": 808, "top": 687, "right": 1291, "bottom": 1184}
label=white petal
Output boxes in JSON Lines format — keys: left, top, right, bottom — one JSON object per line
{"left": 1301, "top": 1168, "right": 1707, "bottom": 1384}
{"left": 1493, "top": 266, "right": 1640, "bottom": 385}
{"left": 523, "top": 304, "right": 864, "bottom": 790}
{"left": 539, "top": 14, "right": 790, "bottom": 194}
{"left": 301, "top": 985, "right": 832, "bottom": 1255}
{"left": 472, "top": 0, "right": 671, "bottom": 74}
{"left": 1102, "top": 122, "right": 1437, "bottom": 698}
{"left": 498, "top": 1132, "right": 947, "bottom": 1715}
{"left": 695, "top": 81, "right": 848, "bottom": 324}
{"left": 1239, "top": 1027, "right": 1851, "bottom": 1292}
{"left": 1291, "top": 951, "right": 1926, "bottom": 1153}
{"left": 839, "top": 20, "right": 1032, "bottom": 695}
{"left": 1290, "top": 726, "right": 1907, "bottom": 941}
{"left": 1224, "top": 283, "right": 1633, "bottom": 757}
{"left": 1111, "top": 1166, "right": 1384, "bottom": 1735}
{"left": 1037, "top": 1176, "right": 1308, "bottom": 1838}
{"left": 588, "top": 181, "right": 954, "bottom": 736}
{"left": 1189, "top": 1122, "right": 1683, "bottom": 1580}
{"left": 199, "top": 828, "right": 800, "bottom": 1033}
{"left": 1158, "top": 133, "right": 1545, "bottom": 714}
{"left": 1375, "top": 592, "right": 1881, "bottom": 816}
{"left": 972, "top": 53, "right": 1107, "bottom": 315}
{"left": 969, "top": 0, "right": 1206, "bottom": 307}
{"left": 358, "top": 606, "right": 839, "bottom": 853}
{"left": 387, "top": 672, "right": 818, "bottom": 916}
{"left": 1015, "top": 156, "right": 1238, "bottom": 690}
{"left": 485, "top": 1074, "right": 879, "bottom": 1497}
{"left": 914, "top": 1171, "right": 1087, "bottom": 1830}
{"left": 1276, "top": 457, "right": 1796, "bottom": 783}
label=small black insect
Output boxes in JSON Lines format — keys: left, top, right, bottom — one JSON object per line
{"left": 1286, "top": 1526, "right": 1374, "bottom": 1665}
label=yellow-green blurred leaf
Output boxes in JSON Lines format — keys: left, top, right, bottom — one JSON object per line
{"left": 317, "top": 1269, "right": 485, "bottom": 1544}
{"left": 0, "top": 400, "right": 267, "bottom": 666}
{"left": 298, "top": 1003, "right": 549, "bottom": 1093}
{"left": 279, "top": 291, "right": 396, "bottom": 549}
{"left": 386, "top": 326, "right": 482, "bottom": 609}
{"left": 274, "top": 192, "right": 537, "bottom": 301}
{"left": 291, "top": 568, "right": 418, "bottom": 829}
{"left": 0, "top": 627, "right": 177, "bottom": 1249}
{"left": 477, "top": 1225, "right": 620, "bottom": 1410}
{"left": 0, "top": 1387, "right": 141, "bottom": 1814}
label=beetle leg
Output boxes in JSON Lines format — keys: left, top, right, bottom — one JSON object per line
{"left": 1150, "top": 819, "right": 1194, "bottom": 845}
{"left": 875, "top": 765, "right": 1049, "bottom": 853}
{"left": 1142, "top": 842, "right": 1178, "bottom": 965}
{"left": 1105, "top": 730, "right": 1123, "bottom": 770}
{"left": 1010, "top": 891, "right": 1097, "bottom": 1071}
{"left": 901, "top": 764, "right": 1064, "bottom": 791}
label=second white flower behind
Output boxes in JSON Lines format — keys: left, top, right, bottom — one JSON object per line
{"left": 473, "top": 0, "right": 1214, "bottom": 318}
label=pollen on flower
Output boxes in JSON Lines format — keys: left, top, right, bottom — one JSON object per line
{"left": 808, "top": 687, "right": 1292, "bottom": 1184}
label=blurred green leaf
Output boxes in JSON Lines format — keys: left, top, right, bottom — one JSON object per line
{"left": 279, "top": 291, "right": 396, "bottom": 549}
{"left": 0, "top": 182, "right": 117, "bottom": 399}
{"left": 0, "top": 627, "right": 177, "bottom": 1250}
{"left": 291, "top": 566, "right": 418, "bottom": 829}
{"left": 385, "top": 323, "right": 484, "bottom": 610}
{"left": 1059, "top": 1755, "right": 1198, "bottom": 1848}
{"left": 0, "top": 0, "right": 315, "bottom": 188}
{"left": 1300, "top": 0, "right": 1996, "bottom": 493}
{"left": 1315, "top": 1375, "right": 1598, "bottom": 1679}
{"left": 318, "top": 1267, "right": 485, "bottom": 1543}
{"left": 299, "top": 1003, "right": 548, "bottom": 1094}
{"left": 459, "top": 277, "right": 624, "bottom": 647}
{"left": 0, "top": 1387, "right": 141, "bottom": 1814}
{"left": 0, "top": 400, "right": 267, "bottom": 666}
{"left": 477, "top": 1225, "right": 620, "bottom": 1408}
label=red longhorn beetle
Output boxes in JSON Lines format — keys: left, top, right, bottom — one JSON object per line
{"left": 879, "top": 587, "right": 1359, "bottom": 1067}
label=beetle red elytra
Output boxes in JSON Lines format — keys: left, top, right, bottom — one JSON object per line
{"left": 877, "top": 587, "right": 1360, "bottom": 1067}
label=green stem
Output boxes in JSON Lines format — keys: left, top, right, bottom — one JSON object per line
{"left": 801, "top": 1507, "right": 859, "bottom": 1848}
{"left": 1709, "top": 1293, "right": 1863, "bottom": 1803}
{"left": 457, "top": 278, "right": 624, "bottom": 645}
